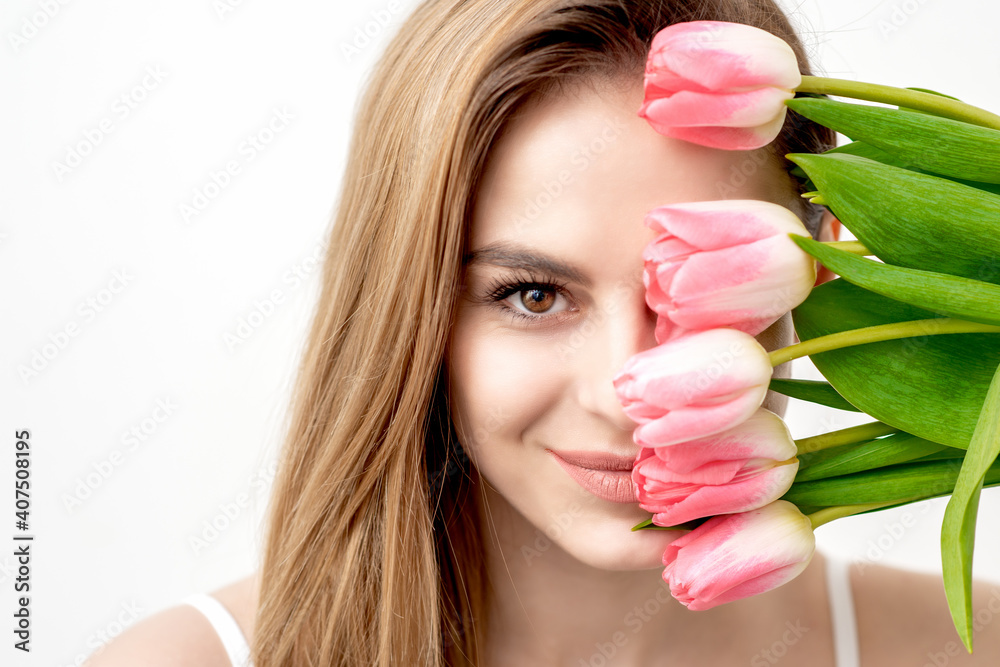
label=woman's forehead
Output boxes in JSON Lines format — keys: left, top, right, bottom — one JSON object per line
{"left": 469, "top": 80, "right": 793, "bottom": 252}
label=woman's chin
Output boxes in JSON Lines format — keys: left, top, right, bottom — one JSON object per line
{"left": 562, "top": 521, "right": 689, "bottom": 571}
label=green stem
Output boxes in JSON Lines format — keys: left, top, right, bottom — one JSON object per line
{"left": 822, "top": 240, "right": 870, "bottom": 255}
{"left": 808, "top": 500, "right": 900, "bottom": 529}
{"left": 797, "top": 75, "right": 1000, "bottom": 131}
{"left": 794, "top": 421, "right": 899, "bottom": 456}
{"left": 769, "top": 318, "right": 1000, "bottom": 367}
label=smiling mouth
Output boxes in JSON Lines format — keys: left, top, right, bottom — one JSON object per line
{"left": 545, "top": 448, "right": 637, "bottom": 471}
{"left": 547, "top": 450, "right": 639, "bottom": 503}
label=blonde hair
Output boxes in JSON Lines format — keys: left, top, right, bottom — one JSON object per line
{"left": 252, "top": 1, "right": 834, "bottom": 665}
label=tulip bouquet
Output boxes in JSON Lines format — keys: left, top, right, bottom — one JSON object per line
{"left": 614, "top": 20, "right": 1000, "bottom": 652}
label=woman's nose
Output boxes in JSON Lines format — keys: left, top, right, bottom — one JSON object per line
{"left": 573, "top": 283, "right": 659, "bottom": 431}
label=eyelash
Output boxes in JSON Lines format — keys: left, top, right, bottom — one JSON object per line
{"left": 479, "top": 270, "right": 574, "bottom": 324}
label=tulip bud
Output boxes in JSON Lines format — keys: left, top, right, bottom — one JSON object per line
{"left": 639, "top": 20, "right": 802, "bottom": 150}
{"left": 643, "top": 199, "right": 817, "bottom": 342}
{"left": 633, "top": 408, "right": 799, "bottom": 526}
{"left": 662, "top": 500, "right": 815, "bottom": 611}
{"left": 612, "top": 328, "right": 772, "bottom": 447}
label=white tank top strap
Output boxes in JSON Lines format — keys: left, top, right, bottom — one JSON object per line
{"left": 182, "top": 592, "right": 254, "bottom": 667}
{"left": 824, "top": 556, "right": 861, "bottom": 667}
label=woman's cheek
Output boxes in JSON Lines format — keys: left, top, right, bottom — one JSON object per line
{"left": 448, "top": 316, "right": 568, "bottom": 460}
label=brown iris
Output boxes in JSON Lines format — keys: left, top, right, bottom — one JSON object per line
{"left": 521, "top": 288, "right": 555, "bottom": 313}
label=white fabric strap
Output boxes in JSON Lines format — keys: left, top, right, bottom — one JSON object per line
{"left": 182, "top": 593, "right": 254, "bottom": 667}
{"left": 179, "top": 566, "right": 857, "bottom": 667}
{"left": 825, "top": 557, "right": 861, "bottom": 667}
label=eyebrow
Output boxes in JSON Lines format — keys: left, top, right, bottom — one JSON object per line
{"left": 462, "top": 241, "right": 592, "bottom": 288}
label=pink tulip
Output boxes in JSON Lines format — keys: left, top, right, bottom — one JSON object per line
{"left": 642, "top": 199, "right": 817, "bottom": 343}
{"left": 662, "top": 500, "right": 815, "bottom": 611}
{"left": 612, "top": 328, "right": 772, "bottom": 447}
{"left": 633, "top": 408, "right": 799, "bottom": 526}
{"left": 639, "top": 20, "right": 802, "bottom": 150}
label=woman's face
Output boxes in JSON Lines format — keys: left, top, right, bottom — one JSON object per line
{"left": 446, "top": 77, "right": 804, "bottom": 571}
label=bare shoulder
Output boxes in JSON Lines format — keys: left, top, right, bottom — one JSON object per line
{"left": 851, "top": 561, "right": 1000, "bottom": 666}
{"left": 84, "top": 571, "right": 260, "bottom": 666}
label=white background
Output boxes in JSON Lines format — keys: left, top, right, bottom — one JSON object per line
{"left": 2, "top": 0, "right": 999, "bottom": 664}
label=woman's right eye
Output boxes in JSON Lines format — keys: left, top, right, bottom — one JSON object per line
{"left": 478, "top": 273, "right": 577, "bottom": 325}
{"left": 500, "top": 283, "right": 571, "bottom": 318}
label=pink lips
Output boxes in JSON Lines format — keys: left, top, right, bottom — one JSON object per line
{"left": 547, "top": 449, "right": 640, "bottom": 504}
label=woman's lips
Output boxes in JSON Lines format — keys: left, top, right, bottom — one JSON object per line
{"left": 547, "top": 449, "right": 639, "bottom": 503}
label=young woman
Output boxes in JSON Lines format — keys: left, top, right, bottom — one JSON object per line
{"left": 87, "top": 1, "right": 1000, "bottom": 665}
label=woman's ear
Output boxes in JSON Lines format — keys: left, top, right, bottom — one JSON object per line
{"left": 814, "top": 208, "right": 841, "bottom": 286}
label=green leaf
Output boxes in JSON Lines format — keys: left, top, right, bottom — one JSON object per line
{"left": 904, "top": 87, "right": 961, "bottom": 101}
{"left": 796, "top": 444, "right": 855, "bottom": 474}
{"left": 786, "top": 152, "right": 1000, "bottom": 285}
{"left": 768, "top": 378, "right": 861, "bottom": 412}
{"left": 941, "top": 361, "right": 1000, "bottom": 652}
{"left": 782, "top": 457, "right": 1000, "bottom": 507}
{"left": 795, "top": 432, "right": 950, "bottom": 482}
{"left": 792, "top": 280, "right": 1000, "bottom": 448}
{"left": 789, "top": 141, "right": 1000, "bottom": 201}
{"left": 630, "top": 517, "right": 698, "bottom": 531}
{"left": 823, "top": 141, "right": 1000, "bottom": 197}
{"left": 910, "top": 449, "right": 967, "bottom": 463}
{"left": 791, "top": 236, "right": 1000, "bottom": 327}
{"left": 786, "top": 97, "right": 1000, "bottom": 184}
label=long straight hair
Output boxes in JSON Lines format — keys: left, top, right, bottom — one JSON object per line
{"left": 252, "top": 1, "right": 834, "bottom": 665}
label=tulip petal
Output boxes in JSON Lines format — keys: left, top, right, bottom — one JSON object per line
{"left": 614, "top": 329, "right": 772, "bottom": 442}
{"left": 641, "top": 233, "right": 698, "bottom": 260}
{"left": 664, "top": 239, "right": 816, "bottom": 334}
{"left": 635, "top": 411, "right": 799, "bottom": 525}
{"left": 662, "top": 501, "right": 816, "bottom": 610}
{"left": 638, "top": 454, "right": 746, "bottom": 484}
{"left": 653, "top": 409, "right": 798, "bottom": 467}
{"left": 633, "top": 388, "right": 767, "bottom": 447}
{"left": 640, "top": 200, "right": 816, "bottom": 334}
{"left": 649, "top": 463, "right": 798, "bottom": 526}
{"left": 684, "top": 560, "right": 812, "bottom": 610}
{"left": 647, "top": 21, "right": 802, "bottom": 93}
{"left": 646, "top": 200, "right": 809, "bottom": 250}
{"left": 654, "top": 119, "right": 786, "bottom": 152}
{"left": 654, "top": 315, "right": 687, "bottom": 344}
{"left": 639, "top": 21, "right": 801, "bottom": 150}
{"left": 641, "top": 87, "right": 794, "bottom": 130}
